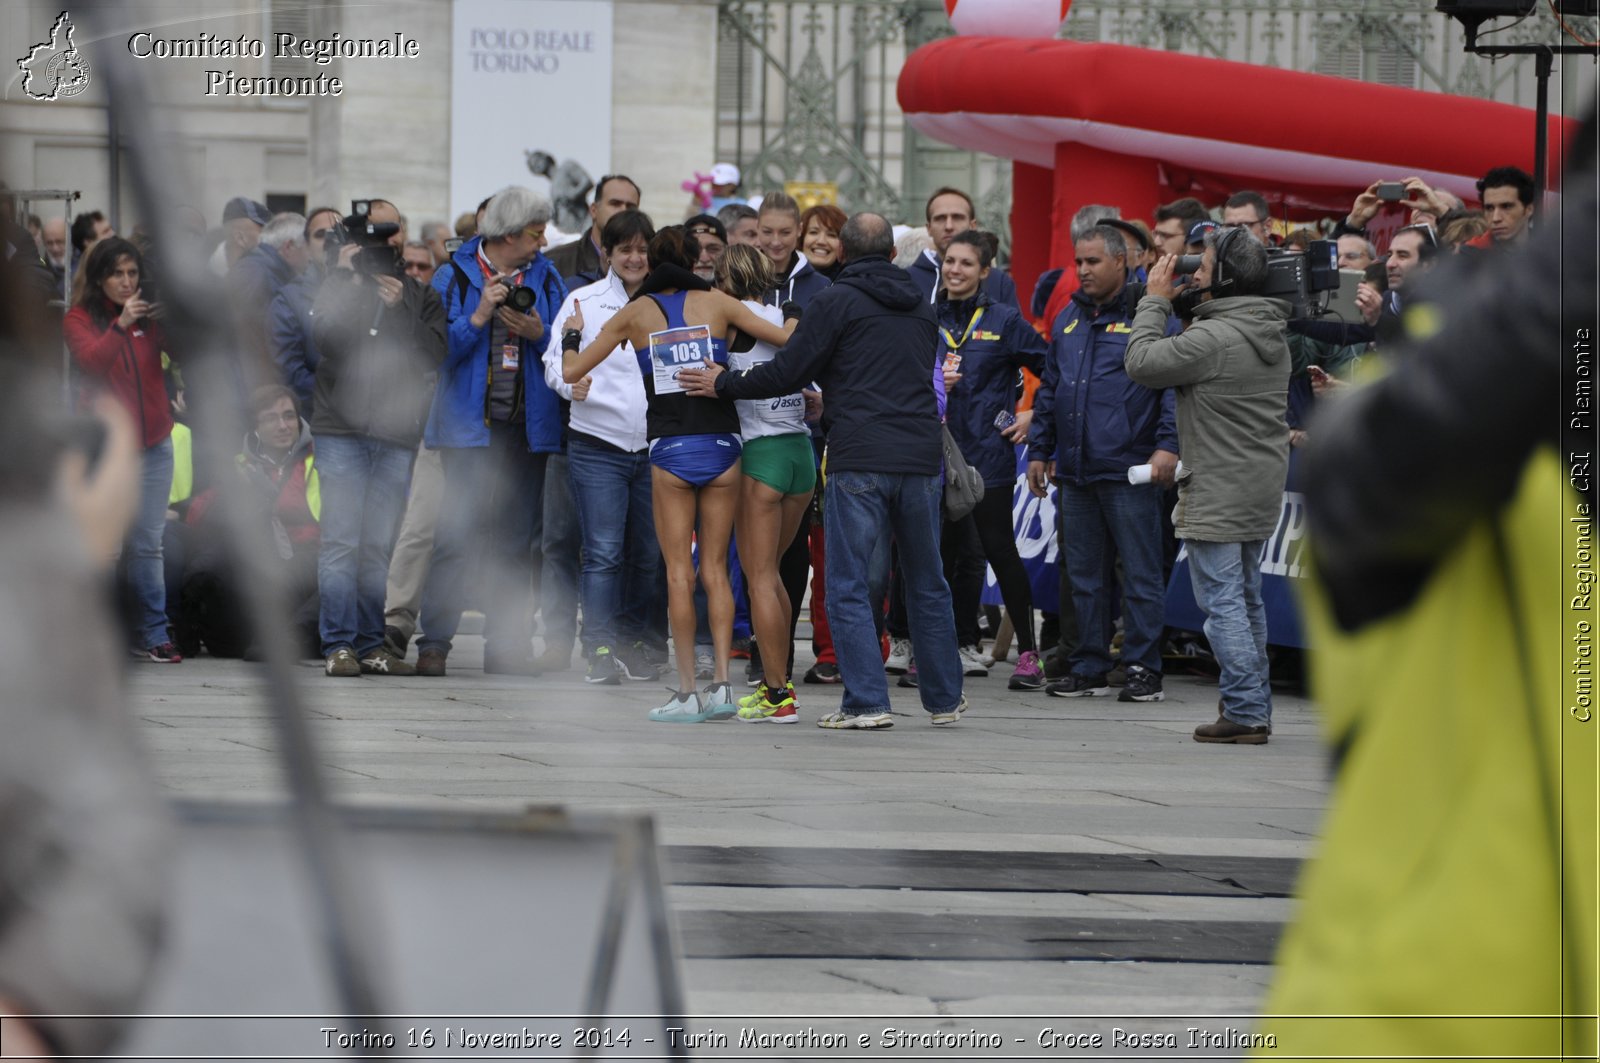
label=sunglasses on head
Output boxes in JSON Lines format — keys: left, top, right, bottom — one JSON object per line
{"left": 1397, "top": 223, "right": 1439, "bottom": 246}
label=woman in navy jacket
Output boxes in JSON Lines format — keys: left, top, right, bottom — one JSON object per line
{"left": 937, "top": 231, "right": 1048, "bottom": 690}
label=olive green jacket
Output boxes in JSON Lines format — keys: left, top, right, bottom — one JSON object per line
{"left": 1124, "top": 294, "right": 1292, "bottom": 542}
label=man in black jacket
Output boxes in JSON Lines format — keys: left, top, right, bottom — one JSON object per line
{"left": 310, "top": 213, "right": 447, "bottom": 678}
{"left": 681, "top": 212, "right": 966, "bottom": 728}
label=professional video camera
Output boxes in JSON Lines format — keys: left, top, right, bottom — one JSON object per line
{"left": 1175, "top": 239, "right": 1340, "bottom": 318}
{"left": 324, "top": 199, "right": 402, "bottom": 277}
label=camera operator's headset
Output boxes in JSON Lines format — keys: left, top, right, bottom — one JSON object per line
{"left": 1205, "top": 225, "right": 1247, "bottom": 299}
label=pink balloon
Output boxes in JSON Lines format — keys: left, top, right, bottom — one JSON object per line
{"left": 945, "top": 0, "right": 1071, "bottom": 38}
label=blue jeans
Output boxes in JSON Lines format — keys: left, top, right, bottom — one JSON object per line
{"left": 1059, "top": 480, "right": 1165, "bottom": 676}
{"left": 567, "top": 437, "right": 660, "bottom": 651}
{"left": 1186, "top": 539, "right": 1272, "bottom": 728}
{"left": 315, "top": 434, "right": 414, "bottom": 656}
{"left": 540, "top": 453, "right": 581, "bottom": 650}
{"left": 418, "top": 425, "right": 546, "bottom": 657}
{"left": 824, "top": 470, "right": 962, "bottom": 716}
{"left": 130, "top": 436, "right": 174, "bottom": 648}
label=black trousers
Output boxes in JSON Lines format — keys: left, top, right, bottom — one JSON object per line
{"left": 940, "top": 487, "right": 1036, "bottom": 653}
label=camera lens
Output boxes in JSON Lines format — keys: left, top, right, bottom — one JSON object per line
{"left": 505, "top": 286, "right": 536, "bottom": 314}
{"left": 1174, "top": 254, "right": 1204, "bottom": 275}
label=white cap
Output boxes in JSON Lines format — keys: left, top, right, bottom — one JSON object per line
{"left": 710, "top": 162, "right": 741, "bottom": 187}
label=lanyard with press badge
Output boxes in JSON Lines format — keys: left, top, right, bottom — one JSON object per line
{"left": 940, "top": 306, "right": 984, "bottom": 372}
{"left": 480, "top": 251, "right": 525, "bottom": 373}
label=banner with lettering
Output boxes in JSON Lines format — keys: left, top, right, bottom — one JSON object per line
{"left": 980, "top": 450, "right": 1060, "bottom": 614}
{"left": 983, "top": 447, "right": 1309, "bottom": 648}
{"left": 450, "top": 0, "right": 612, "bottom": 226}
{"left": 1162, "top": 452, "right": 1308, "bottom": 648}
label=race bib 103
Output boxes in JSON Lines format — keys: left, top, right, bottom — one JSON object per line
{"left": 649, "top": 325, "right": 713, "bottom": 396}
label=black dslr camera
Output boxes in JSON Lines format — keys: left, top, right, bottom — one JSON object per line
{"left": 503, "top": 284, "right": 538, "bottom": 314}
{"left": 324, "top": 199, "right": 403, "bottom": 278}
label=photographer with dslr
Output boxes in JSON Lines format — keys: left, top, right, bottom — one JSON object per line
{"left": 414, "top": 185, "right": 570, "bottom": 677}
{"left": 1125, "top": 227, "right": 1291, "bottom": 745}
{"left": 310, "top": 198, "right": 446, "bottom": 677}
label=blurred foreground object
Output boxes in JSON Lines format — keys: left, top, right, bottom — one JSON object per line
{"left": 0, "top": 355, "right": 173, "bottom": 1058}
{"left": 1261, "top": 109, "right": 1598, "bottom": 1056}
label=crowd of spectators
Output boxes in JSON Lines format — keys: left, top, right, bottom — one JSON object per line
{"left": 8, "top": 160, "right": 1533, "bottom": 740}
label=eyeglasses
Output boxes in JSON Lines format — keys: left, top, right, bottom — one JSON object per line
{"left": 521, "top": 226, "right": 545, "bottom": 239}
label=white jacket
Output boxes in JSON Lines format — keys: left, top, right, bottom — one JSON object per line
{"left": 543, "top": 270, "right": 650, "bottom": 453}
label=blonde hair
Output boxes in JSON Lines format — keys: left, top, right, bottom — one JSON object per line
{"left": 1440, "top": 211, "right": 1490, "bottom": 249}
{"left": 715, "top": 243, "right": 774, "bottom": 302}
{"left": 757, "top": 191, "right": 801, "bottom": 223}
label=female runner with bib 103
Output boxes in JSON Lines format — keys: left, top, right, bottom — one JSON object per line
{"left": 561, "top": 226, "right": 796, "bottom": 722}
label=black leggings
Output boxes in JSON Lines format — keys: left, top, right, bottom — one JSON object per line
{"left": 779, "top": 501, "right": 812, "bottom": 651}
{"left": 941, "top": 487, "right": 1036, "bottom": 653}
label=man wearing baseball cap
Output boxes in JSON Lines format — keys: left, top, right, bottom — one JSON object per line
{"left": 1186, "top": 219, "right": 1217, "bottom": 252}
{"left": 212, "top": 196, "right": 271, "bottom": 275}
{"left": 707, "top": 163, "right": 742, "bottom": 214}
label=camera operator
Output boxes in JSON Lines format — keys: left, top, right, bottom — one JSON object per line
{"left": 1124, "top": 227, "right": 1292, "bottom": 745}
{"left": 309, "top": 199, "right": 446, "bottom": 678}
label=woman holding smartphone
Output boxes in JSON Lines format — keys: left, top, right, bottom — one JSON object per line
{"left": 936, "top": 231, "right": 1049, "bottom": 689}
{"left": 62, "top": 237, "right": 181, "bottom": 663}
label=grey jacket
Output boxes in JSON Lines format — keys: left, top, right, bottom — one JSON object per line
{"left": 1124, "top": 294, "right": 1292, "bottom": 542}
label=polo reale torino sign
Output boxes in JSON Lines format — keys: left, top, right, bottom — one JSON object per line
{"left": 450, "top": 0, "right": 613, "bottom": 224}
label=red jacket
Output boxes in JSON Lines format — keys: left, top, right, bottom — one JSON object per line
{"left": 63, "top": 301, "right": 173, "bottom": 449}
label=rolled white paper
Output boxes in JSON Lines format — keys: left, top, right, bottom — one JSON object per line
{"left": 1128, "top": 461, "right": 1184, "bottom": 484}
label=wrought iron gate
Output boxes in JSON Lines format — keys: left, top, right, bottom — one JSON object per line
{"left": 715, "top": 0, "right": 1010, "bottom": 232}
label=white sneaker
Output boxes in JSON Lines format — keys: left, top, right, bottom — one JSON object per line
{"left": 701, "top": 681, "right": 736, "bottom": 721}
{"left": 885, "top": 637, "right": 912, "bottom": 674}
{"left": 958, "top": 644, "right": 990, "bottom": 677}
{"left": 647, "top": 690, "right": 709, "bottom": 723}
{"left": 930, "top": 695, "right": 969, "bottom": 726}
{"left": 817, "top": 711, "right": 894, "bottom": 729}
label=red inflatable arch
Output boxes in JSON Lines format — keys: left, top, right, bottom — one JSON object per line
{"left": 898, "top": 25, "right": 1573, "bottom": 319}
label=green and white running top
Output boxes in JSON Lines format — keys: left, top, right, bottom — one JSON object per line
{"left": 728, "top": 300, "right": 808, "bottom": 440}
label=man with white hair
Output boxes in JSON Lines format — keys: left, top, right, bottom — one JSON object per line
{"left": 232, "top": 211, "right": 309, "bottom": 388}
{"left": 413, "top": 185, "right": 571, "bottom": 677}
{"left": 39, "top": 216, "right": 68, "bottom": 287}
{"left": 1336, "top": 233, "right": 1376, "bottom": 271}
{"left": 419, "top": 220, "right": 451, "bottom": 268}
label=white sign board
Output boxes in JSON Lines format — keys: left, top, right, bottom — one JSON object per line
{"left": 450, "top": 0, "right": 613, "bottom": 233}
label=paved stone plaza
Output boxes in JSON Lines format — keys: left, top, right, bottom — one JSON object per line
{"left": 128, "top": 635, "right": 1328, "bottom": 1047}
